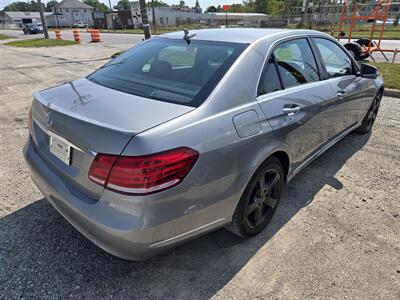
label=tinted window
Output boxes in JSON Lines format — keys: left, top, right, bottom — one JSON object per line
{"left": 88, "top": 39, "right": 247, "bottom": 107}
{"left": 258, "top": 57, "right": 282, "bottom": 95}
{"left": 314, "top": 38, "right": 354, "bottom": 78}
{"left": 273, "top": 39, "right": 319, "bottom": 89}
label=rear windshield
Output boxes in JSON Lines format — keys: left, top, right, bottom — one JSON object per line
{"left": 87, "top": 38, "right": 247, "bottom": 107}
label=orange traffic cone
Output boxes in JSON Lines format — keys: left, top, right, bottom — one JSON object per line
{"left": 55, "top": 29, "right": 62, "bottom": 40}
{"left": 73, "top": 29, "right": 81, "bottom": 43}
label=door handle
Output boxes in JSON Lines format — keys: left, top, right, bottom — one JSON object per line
{"left": 283, "top": 105, "right": 301, "bottom": 115}
{"left": 337, "top": 90, "right": 346, "bottom": 97}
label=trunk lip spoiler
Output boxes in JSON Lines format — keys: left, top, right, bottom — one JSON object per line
{"left": 33, "top": 90, "right": 136, "bottom": 135}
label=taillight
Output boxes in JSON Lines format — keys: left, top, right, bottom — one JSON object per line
{"left": 88, "top": 147, "right": 199, "bottom": 195}
{"left": 88, "top": 154, "right": 118, "bottom": 186}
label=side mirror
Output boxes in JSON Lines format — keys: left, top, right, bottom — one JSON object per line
{"left": 360, "top": 63, "right": 378, "bottom": 79}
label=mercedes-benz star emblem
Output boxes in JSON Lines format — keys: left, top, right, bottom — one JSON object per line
{"left": 46, "top": 111, "right": 53, "bottom": 127}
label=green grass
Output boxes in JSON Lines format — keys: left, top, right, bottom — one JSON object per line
{"left": 101, "top": 26, "right": 400, "bottom": 40}
{"left": 336, "top": 30, "right": 400, "bottom": 40}
{"left": 287, "top": 23, "right": 400, "bottom": 40}
{"left": 0, "top": 34, "right": 14, "bottom": 40}
{"left": 5, "top": 38, "right": 77, "bottom": 47}
{"left": 362, "top": 62, "right": 400, "bottom": 90}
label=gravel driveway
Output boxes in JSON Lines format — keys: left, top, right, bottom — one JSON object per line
{"left": 0, "top": 41, "right": 399, "bottom": 299}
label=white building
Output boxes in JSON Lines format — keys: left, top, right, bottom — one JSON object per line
{"left": 0, "top": 11, "right": 52, "bottom": 29}
{"left": 46, "top": 0, "right": 94, "bottom": 27}
{"left": 147, "top": 7, "right": 204, "bottom": 28}
{"left": 139, "top": 6, "right": 269, "bottom": 28}
{"left": 206, "top": 13, "right": 269, "bottom": 27}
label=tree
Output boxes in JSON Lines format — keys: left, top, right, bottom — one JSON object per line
{"left": 113, "top": 0, "right": 131, "bottom": 10}
{"left": 266, "top": 0, "right": 284, "bottom": 16}
{"left": 3, "top": 1, "right": 44, "bottom": 12}
{"left": 83, "top": 0, "right": 109, "bottom": 12}
{"left": 146, "top": 0, "right": 169, "bottom": 8}
{"left": 206, "top": 5, "right": 217, "bottom": 13}
{"left": 178, "top": 0, "right": 188, "bottom": 8}
{"left": 254, "top": 0, "right": 267, "bottom": 13}
{"left": 230, "top": 3, "right": 254, "bottom": 13}
{"left": 46, "top": 1, "right": 59, "bottom": 12}
{"left": 193, "top": 0, "right": 201, "bottom": 12}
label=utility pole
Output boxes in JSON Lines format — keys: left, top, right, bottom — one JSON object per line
{"left": 53, "top": 0, "right": 60, "bottom": 29}
{"left": 139, "top": 0, "right": 151, "bottom": 39}
{"left": 300, "top": 0, "right": 309, "bottom": 29}
{"left": 151, "top": 0, "right": 156, "bottom": 33}
{"left": 37, "top": 0, "right": 49, "bottom": 39}
{"left": 108, "top": 0, "right": 116, "bottom": 31}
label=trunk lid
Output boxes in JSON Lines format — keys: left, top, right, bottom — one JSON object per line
{"left": 31, "top": 78, "right": 194, "bottom": 198}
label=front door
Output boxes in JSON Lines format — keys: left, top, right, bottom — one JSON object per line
{"left": 256, "top": 38, "right": 339, "bottom": 168}
{"left": 312, "top": 37, "right": 366, "bottom": 130}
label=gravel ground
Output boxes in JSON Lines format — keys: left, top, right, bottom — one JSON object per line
{"left": 0, "top": 41, "right": 399, "bottom": 300}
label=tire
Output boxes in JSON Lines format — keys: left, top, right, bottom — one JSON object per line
{"left": 344, "top": 43, "right": 362, "bottom": 60}
{"left": 355, "top": 38, "right": 371, "bottom": 60}
{"left": 355, "top": 91, "right": 382, "bottom": 134}
{"left": 227, "top": 157, "right": 284, "bottom": 238}
{"left": 356, "top": 38, "right": 372, "bottom": 47}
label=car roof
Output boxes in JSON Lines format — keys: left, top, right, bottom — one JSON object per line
{"left": 160, "top": 28, "right": 326, "bottom": 44}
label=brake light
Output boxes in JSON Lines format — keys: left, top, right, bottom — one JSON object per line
{"left": 88, "top": 147, "right": 199, "bottom": 195}
{"left": 88, "top": 154, "right": 118, "bottom": 186}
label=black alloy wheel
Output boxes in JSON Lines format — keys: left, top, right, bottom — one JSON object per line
{"left": 227, "top": 157, "right": 284, "bottom": 237}
{"left": 355, "top": 91, "right": 382, "bottom": 134}
{"left": 245, "top": 169, "right": 280, "bottom": 230}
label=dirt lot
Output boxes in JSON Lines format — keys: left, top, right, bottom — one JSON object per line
{"left": 0, "top": 40, "right": 399, "bottom": 300}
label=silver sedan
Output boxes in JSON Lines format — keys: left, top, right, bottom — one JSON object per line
{"left": 24, "top": 28, "right": 384, "bottom": 260}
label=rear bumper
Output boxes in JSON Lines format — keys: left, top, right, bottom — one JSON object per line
{"left": 23, "top": 138, "right": 230, "bottom": 260}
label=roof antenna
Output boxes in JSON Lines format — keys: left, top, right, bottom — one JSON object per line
{"left": 183, "top": 29, "right": 196, "bottom": 44}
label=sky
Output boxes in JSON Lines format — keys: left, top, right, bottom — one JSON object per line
{"left": 0, "top": 0, "right": 243, "bottom": 11}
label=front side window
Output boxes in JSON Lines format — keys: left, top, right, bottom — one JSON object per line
{"left": 88, "top": 39, "right": 247, "bottom": 107}
{"left": 273, "top": 38, "right": 319, "bottom": 89}
{"left": 314, "top": 38, "right": 354, "bottom": 78}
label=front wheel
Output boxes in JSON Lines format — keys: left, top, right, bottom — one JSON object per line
{"left": 355, "top": 91, "right": 382, "bottom": 134}
{"left": 227, "top": 157, "right": 284, "bottom": 237}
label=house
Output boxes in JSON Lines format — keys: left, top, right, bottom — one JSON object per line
{"left": 0, "top": 11, "right": 52, "bottom": 29}
{"left": 46, "top": 0, "right": 94, "bottom": 27}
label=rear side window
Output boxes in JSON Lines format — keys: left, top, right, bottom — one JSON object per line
{"left": 314, "top": 38, "right": 354, "bottom": 78}
{"left": 273, "top": 39, "right": 319, "bottom": 89}
{"left": 258, "top": 56, "right": 282, "bottom": 95}
{"left": 88, "top": 39, "right": 247, "bottom": 107}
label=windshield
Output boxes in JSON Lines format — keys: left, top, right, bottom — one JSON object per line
{"left": 87, "top": 38, "right": 247, "bottom": 107}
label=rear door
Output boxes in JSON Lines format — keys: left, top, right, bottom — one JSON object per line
{"left": 312, "top": 37, "right": 367, "bottom": 130}
{"left": 256, "top": 37, "right": 339, "bottom": 168}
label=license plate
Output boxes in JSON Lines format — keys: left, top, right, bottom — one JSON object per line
{"left": 49, "top": 135, "right": 71, "bottom": 165}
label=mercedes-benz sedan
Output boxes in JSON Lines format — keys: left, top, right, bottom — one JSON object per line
{"left": 24, "top": 28, "right": 384, "bottom": 260}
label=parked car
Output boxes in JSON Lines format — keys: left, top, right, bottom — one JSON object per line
{"left": 73, "top": 21, "right": 88, "bottom": 28}
{"left": 24, "top": 28, "right": 383, "bottom": 260}
{"left": 376, "top": 18, "right": 395, "bottom": 24}
{"left": 23, "top": 23, "right": 43, "bottom": 34}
